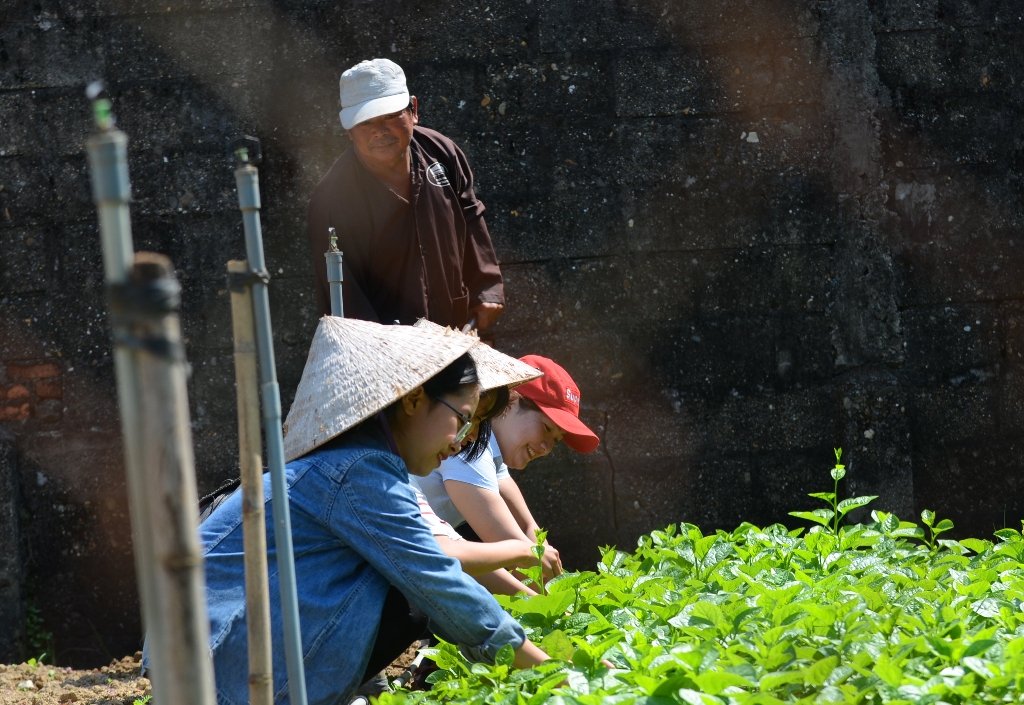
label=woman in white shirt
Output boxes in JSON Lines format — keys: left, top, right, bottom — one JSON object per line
{"left": 404, "top": 320, "right": 553, "bottom": 595}
{"left": 412, "top": 355, "right": 600, "bottom": 584}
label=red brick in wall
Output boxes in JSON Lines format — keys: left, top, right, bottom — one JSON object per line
{"left": 35, "top": 380, "right": 62, "bottom": 399}
{"left": 1, "top": 360, "right": 62, "bottom": 423}
{"left": 7, "top": 362, "right": 60, "bottom": 380}
{"left": 0, "top": 403, "right": 30, "bottom": 421}
{"left": 4, "top": 385, "right": 30, "bottom": 399}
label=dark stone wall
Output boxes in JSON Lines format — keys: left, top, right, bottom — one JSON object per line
{"left": 0, "top": 431, "right": 22, "bottom": 662}
{"left": 1, "top": 0, "right": 1021, "bottom": 666}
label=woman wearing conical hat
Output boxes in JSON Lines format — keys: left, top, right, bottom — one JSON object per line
{"left": 199, "top": 318, "right": 548, "bottom": 705}
{"left": 413, "top": 353, "right": 600, "bottom": 585}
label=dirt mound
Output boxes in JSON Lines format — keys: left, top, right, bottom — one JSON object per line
{"left": 0, "top": 654, "right": 150, "bottom": 705}
{"left": 2, "top": 646, "right": 418, "bottom": 704}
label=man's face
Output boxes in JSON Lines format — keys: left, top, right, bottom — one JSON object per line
{"left": 347, "top": 96, "right": 419, "bottom": 169}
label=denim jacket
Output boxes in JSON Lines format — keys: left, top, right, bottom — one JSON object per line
{"left": 200, "top": 421, "right": 526, "bottom": 705}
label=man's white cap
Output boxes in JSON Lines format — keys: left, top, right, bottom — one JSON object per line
{"left": 338, "top": 58, "right": 410, "bottom": 130}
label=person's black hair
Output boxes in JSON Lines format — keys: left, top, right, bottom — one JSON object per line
{"left": 484, "top": 386, "right": 511, "bottom": 421}
{"left": 384, "top": 352, "right": 477, "bottom": 422}
{"left": 517, "top": 394, "right": 542, "bottom": 414}
{"left": 422, "top": 352, "right": 477, "bottom": 398}
{"left": 458, "top": 386, "right": 510, "bottom": 461}
{"left": 461, "top": 419, "right": 492, "bottom": 462}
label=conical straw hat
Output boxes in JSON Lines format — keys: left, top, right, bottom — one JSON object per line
{"left": 282, "top": 317, "right": 478, "bottom": 462}
{"left": 412, "top": 319, "right": 542, "bottom": 390}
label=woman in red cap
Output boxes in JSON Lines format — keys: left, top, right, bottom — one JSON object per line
{"left": 412, "top": 355, "right": 600, "bottom": 583}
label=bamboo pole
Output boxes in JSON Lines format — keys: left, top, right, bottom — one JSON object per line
{"left": 130, "top": 253, "right": 217, "bottom": 705}
{"left": 227, "top": 259, "right": 273, "bottom": 705}
{"left": 86, "top": 84, "right": 215, "bottom": 705}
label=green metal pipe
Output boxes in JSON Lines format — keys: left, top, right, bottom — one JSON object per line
{"left": 231, "top": 143, "right": 309, "bottom": 705}
{"left": 325, "top": 227, "right": 344, "bottom": 317}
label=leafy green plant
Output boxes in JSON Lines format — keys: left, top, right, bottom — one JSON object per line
{"left": 21, "top": 597, "right": 54, "bottom": 665}
{"left": 532, "top": 528, "right": 549, "bottom": 596}
{"left": 133, "top": 695, "right": 153, "bottom": 705}
{"left": 519, "top": 528, "right": 550, "bottom": 596}
{"left": 380, "top": 449, "right": 1024, "bottom": 705}
{"left": 788, "top": 448, "right": 877, "bottom": 535}
{"left": 920, "top": 508, "right": 955, "bottom": 550}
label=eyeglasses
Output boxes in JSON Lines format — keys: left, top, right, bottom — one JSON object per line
{"left": 431, "top": 396, "right": 474, "bottom": 443}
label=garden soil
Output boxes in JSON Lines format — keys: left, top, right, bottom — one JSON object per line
{"left": 0, "top": 647, "right": 419, "bottom": 704}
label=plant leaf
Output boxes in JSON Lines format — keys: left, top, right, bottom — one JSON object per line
{"left": 873, "top": 658, "right": 903, "bottom": 687}
{"left": 692, "top": 670, "right": 753, "bottom": 695}
{"left": 539, "top": 630, "right": 575, "bottom": 660}
{"left": 759, "top": 670, "right": 804, "bottom": 691}
{"left": 788, "top": 510, "right": 835, "bottom": 526}
{"left": 803, "top": 655, "right": 839, "bottom": 686}
{"left": 993, "top": 528, "right": 1021, "bottom": 542}
{"left": 837, "top": 495, "right": 878, "bottom": 516}
{"left": 512, "top": 591, "right": 574, "bottom": 618}
{"left": 690, "top": 602, "right": 727, "bottom": 629}
{"left": 495, "top": 643, "right": 515, "bottom": 667}
{"left": 963, "top": 639, "right": 997, "bottom": 658}
{"left": 960, "top": 538, "right": 992, "bottom": 554}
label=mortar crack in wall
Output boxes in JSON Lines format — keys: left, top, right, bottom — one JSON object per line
{"left": 600, "top": 410, "right": 619, "bottom": 534}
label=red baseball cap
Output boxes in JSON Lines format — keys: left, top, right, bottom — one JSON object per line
{"left": 514, "top": 355, "right": 599, "bottom": 453}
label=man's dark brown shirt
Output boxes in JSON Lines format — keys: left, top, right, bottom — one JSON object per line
{"left": 306, "top": 126, "right": 504, "bottom": 328}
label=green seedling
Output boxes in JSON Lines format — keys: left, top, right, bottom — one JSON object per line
{"left": 133, "top": 696, "right": 153, "bottom": 705}
{"left": 530, "top": 528, "right": 549, "bottom": 596}
{"left": 382, "top": 447, "right": 1024, "bottom": 705}
{"left": 22, "top": 599, "right": 54, "bottom": 665}
{"left": 919, "top": 507, "right": 955, "bottom": 549}
{"left": 789, "top": 447, "right": 878, "bottom": 535}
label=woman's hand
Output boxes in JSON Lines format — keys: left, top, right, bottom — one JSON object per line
{"left": 510, "top": 541, "right": 562, "bottom": 581}
{"left": 538, "top": 542, "right": 562, "bottom": 581}
{"left": 512, "top": 639, "right": 549, "bottom": 669}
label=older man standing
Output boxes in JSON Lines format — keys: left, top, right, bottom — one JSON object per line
{"left": 307, "top": 58, "right": 505, "bottom": 330}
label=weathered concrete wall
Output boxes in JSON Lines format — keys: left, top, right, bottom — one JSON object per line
{"left": 0, "top": 430, "right": 22, "bottom": 662}
{"left": 1, "top": 0, "right": 1021, "bottom": 666}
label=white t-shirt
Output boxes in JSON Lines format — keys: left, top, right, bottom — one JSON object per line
{"left": 414, "top": 486, "right": 463, "bottom": 542}
{"left": 411, "top": 435, "right": 509, "bottom": 528}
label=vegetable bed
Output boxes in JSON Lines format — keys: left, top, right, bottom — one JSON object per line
{"left": 387, "top": 452, "right": 1024, "bottom": 705}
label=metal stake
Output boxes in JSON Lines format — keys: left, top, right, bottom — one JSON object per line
{"left": 86, "top": 83, "right": 215, "bottom": 705}
{"left": 325, "top": 227, "right": 344, "bottom": 318}
{"left": 229, "top": 136, "right": 308, "bottom": 705}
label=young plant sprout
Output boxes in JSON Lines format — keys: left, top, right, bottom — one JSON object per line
{"left": 920, "top": 507, "right": 955, "bottom": 550}
{"left": 524, "top": 528, "right": 549, "bottom": 596}
{"left": 789, "top": 447, "right": 878, "bottom": 535}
